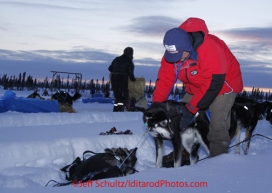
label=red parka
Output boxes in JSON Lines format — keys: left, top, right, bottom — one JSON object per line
{"left": 153, "top": 18, "right": 243, "bottom": 114}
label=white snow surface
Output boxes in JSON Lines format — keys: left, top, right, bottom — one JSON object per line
{"left": 0, "top": 89, "right": 272, "bottom": 193}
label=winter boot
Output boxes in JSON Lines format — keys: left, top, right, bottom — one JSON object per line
{"left": 113, "top": 105, "right": 119, "bottom": 112}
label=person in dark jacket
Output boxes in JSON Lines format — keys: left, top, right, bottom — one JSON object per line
{"left": 108, "top": 47, "right": 136, "bottom": 112}
{"left": 153, "top": 18, "right": 243, "bottom": 157}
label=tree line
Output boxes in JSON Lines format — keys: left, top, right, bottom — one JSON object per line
{"left": 0, "top": 72, "right": 271, "bottom": 101}
{"left": 0, "top": 72, "right": 110, "bottom": 96}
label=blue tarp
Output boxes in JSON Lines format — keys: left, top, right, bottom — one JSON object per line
{"left": 82, "top": 93, "right": 114, "bottom": 104}
{"left": 0, "top": 90, "right": 60, "bottom": 113}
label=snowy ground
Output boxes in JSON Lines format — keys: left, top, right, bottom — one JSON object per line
{"left": 0, "top": 88, "right": 272, "bottom": 193}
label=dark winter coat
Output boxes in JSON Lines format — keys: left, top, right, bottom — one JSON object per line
{"left": 108, "top": 54, "right": 136, "bottom": 106}
{"left": 108, "top": 55, "right": 136, "bottom": 82}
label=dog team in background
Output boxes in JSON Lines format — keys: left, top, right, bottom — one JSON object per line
{"left": 27, "top": 90, "right": 81, "bottom": 113}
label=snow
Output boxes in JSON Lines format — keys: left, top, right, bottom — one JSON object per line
{"left": 0, "top": 89, "right": 272, "bottom": 193}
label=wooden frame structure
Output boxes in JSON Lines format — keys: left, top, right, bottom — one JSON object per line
{"left": 51, "top": 71, "right": 82, "bottom": 92}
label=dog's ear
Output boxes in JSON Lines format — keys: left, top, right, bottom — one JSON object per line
{"left": 129, "top": 147, "right": 137, "bottom": 155}
{"left": 104, "top": 148, "right": 114, "bottom": 154}
{"left": 164, "top": 100, "right": 183, "bottom": 117}
{"left": 143, "top": 112, "right": 154, "bottom": 118}
{"left": 128, "top": 148, "right": 138, "bottom": 167}
{"left": 143, "top": 110, "right": 155, "bottom": 123}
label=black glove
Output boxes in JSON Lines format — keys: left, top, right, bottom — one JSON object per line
{"left": 180, "top": 105, "right": 194, "bottom": 131}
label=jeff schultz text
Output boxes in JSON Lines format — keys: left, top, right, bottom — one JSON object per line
{"left": 73, "top": 179, "right": 208, "bottom": 188}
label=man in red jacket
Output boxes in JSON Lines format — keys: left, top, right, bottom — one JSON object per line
{"left": 153, "top": 18, "right": 243, "bottom": 157}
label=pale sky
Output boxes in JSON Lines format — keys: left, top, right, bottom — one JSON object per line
{"left": 0, "top": 0, "right": 272, "bottom": 90}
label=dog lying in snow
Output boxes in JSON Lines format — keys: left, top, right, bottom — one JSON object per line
{"left": 103, "top": 147, "right": 138, "bottom": 175}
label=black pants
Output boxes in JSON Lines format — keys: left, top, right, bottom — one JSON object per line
{"left": 111, "top": 74, "right": 129, "bottom": 112}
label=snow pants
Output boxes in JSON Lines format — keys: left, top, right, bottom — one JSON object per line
{"left": 111, "top": 74, "right": 129, "bottom": 112}
{"left": 182, "top": 92, "right": 237, "bottom": 157}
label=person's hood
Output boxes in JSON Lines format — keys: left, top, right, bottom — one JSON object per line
{"left": 179, "top": 17, "right": 209, "bottom": 38}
